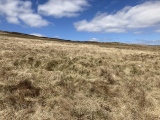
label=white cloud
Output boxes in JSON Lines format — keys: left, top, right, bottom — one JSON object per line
{"left": 38, "top": 0, "right": 89, "bottom": 18}
{"left": 74, "top": 1, "right": 160, "bottom": 33}
{"left": 88, "top": 38, "right": 98, "bottom": 42}
{"left": 155, "top": 29, "right": 160, "bottom": 33}
{"left": 6, "top": 17, "right": 19, "bottom": 24}
{"left": 133, "top": 31, "right": 143, "bottom": 34}
{"left": 31, "top": 33, "right": 45, "bottom": 37}
{"left": 54, "top": 35, "right": 60, "bottom": 38}
{"left": 19, "top": 13, "right": 49, "bottom": 27}
{"left": 0, "top": 0, "right": 49, "bottom": 27}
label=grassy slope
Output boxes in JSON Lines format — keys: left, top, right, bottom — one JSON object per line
{"left": 0, "top": 31, "right": 160, "bottom": 120}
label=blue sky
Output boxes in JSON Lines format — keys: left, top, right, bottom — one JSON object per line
{"left": 0, "top": 0, "right": 160, "bottom": 45}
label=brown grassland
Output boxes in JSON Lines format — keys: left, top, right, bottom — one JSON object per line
{"left": 0, "top": 31, "right": 160, "bottom": 120}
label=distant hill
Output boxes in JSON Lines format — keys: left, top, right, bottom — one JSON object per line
{"left": 0, "top": 30, "right": 159, "bottom": 51}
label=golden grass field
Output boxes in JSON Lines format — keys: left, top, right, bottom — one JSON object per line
{"left": 0, "top": 31, "right": 160, "bottom": 120}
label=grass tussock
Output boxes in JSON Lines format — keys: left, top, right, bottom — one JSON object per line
{"left": 0, "top": 32, "right": 160, "bottom": 119}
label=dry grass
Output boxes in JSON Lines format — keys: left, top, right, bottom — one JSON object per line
{"left": 0, "top": 31, "right": 160, "bottom": 120}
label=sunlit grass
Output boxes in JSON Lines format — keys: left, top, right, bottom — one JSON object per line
{"left": 0, "top": 32, "right": 160, "bottom": 119}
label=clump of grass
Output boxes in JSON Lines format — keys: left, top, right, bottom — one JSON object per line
{"left": 46, "top": 60, "right": 59, "bottom": 71}
{"left": 0, "top": 79, "right": 40, "bottom": 113}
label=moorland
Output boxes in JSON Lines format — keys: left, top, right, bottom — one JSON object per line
{"left": 0, "top": 31, "right": 160, "bottom": 120}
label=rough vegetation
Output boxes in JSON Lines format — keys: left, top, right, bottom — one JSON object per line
{"left": 0, "top": 31, "right": 160, "bottom": 120}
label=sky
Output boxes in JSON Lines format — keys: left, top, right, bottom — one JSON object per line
{"left": 0, "top": 0, "right": 160, "bottom": 45}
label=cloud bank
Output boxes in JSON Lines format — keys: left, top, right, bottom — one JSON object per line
{"left": 135, "top": 39, "right": 160, "bottom": 45}
{"left": 74, "top": 1, "right": 160, "bottom": 33}
{"left": 88, "top": 38, "right": 98, "bottom": 42}
{"left": 38, "top": 0, "right": 89, "bottom": 18}
{"left": 0, "top": 0, "right": 49, "bottom": 27}
{"left": 31, "top": 33, "right": 45, "bottom": 37}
